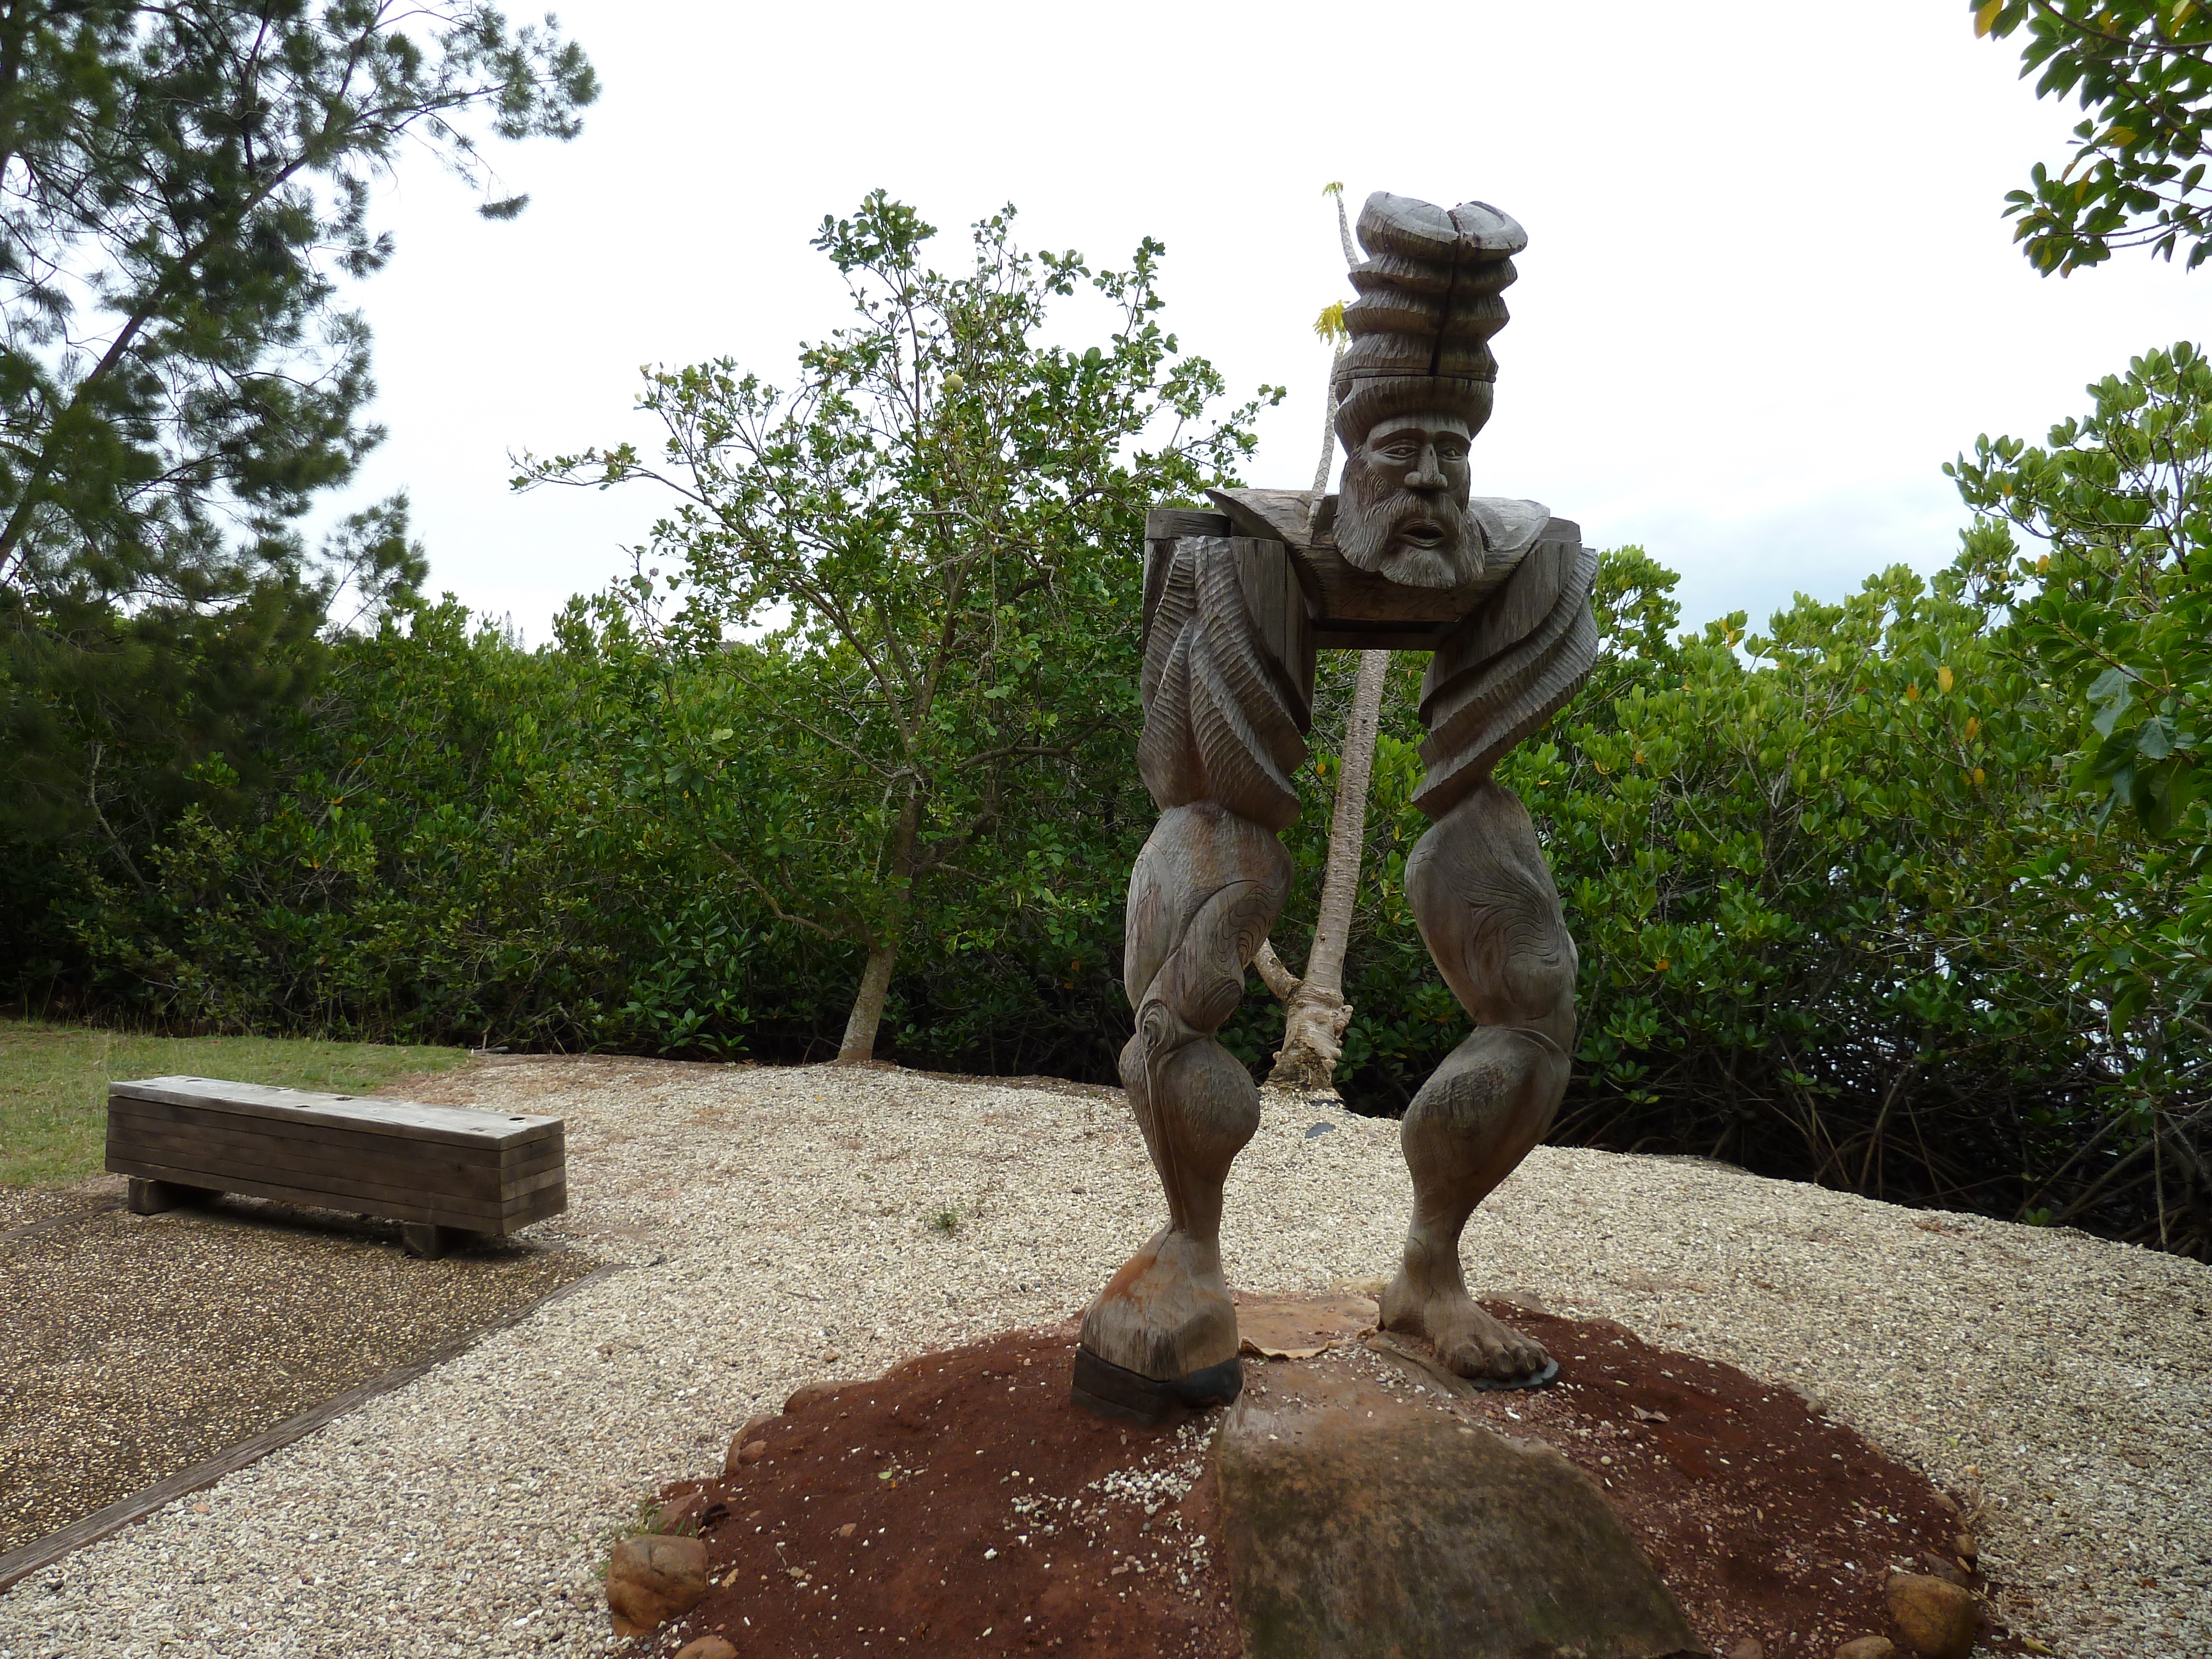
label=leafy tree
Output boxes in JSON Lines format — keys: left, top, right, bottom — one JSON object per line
{"left": 1976, "top": 0, "right": 2212, "bottom": 272}
{"left": 1950, "top": 342, "right": 2208, "bottom": 834}
{"left": 0, "top": 1, "right": 597, "bottom": 852}
{"left": 519, "top": 194, "right": 1275, "bottom": 1063}
{"left": 1949, "top": 346, "right": 2209, "bottom": 1248}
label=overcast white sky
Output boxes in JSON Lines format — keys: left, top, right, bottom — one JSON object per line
{"left": 332, "top": 0, "right": 2207, "bottom": 641}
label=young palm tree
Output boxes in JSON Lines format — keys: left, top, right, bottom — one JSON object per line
{"left": 1255, "top": 183, "right": 1393, "bottom": 1098}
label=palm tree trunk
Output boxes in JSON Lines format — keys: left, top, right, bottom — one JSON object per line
{"left": 1265, "top": 646, "right": 1389, "bottom": 1093}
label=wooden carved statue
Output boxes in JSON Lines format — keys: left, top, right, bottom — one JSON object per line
{"left": 1072, "top": 192, "right": 1599, "bottom": 1422}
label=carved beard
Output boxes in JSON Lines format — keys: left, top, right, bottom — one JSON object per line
{"left": 1336, "top": 451, "right": 1484, "bottom": 589}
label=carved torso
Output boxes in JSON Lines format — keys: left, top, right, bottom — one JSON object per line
{"left": 1139, "top": 489, "right": 1597, "bottom": 821}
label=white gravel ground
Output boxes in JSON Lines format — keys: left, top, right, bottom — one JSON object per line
{"left": 3, "top": 1056, "right": 2206, "bottom": 1659}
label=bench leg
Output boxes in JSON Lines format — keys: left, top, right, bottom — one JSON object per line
{"left": 127, "top": 1177, "right": 218, "bottom": 1215}
{"left": 401, "top": 1222, "right": 460, "bottom": 1260}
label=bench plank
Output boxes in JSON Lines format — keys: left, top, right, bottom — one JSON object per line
{"left": 105, "top": 1076, "right": 568, "bottom": 1241}
{"left": 106, "top": 1104, "right": 562, "bottom": 1186}
{"left": 107, "top": 1155, "right": 564, "bottom": 1233}
{"left": 105, "top": 1148, "right": 535, "bottom": 1224}
{"left": 103, "top": 1116, "right": 564, "bottom": 1205}
{"left": 111, "top": 1077, "right": 560, "bottom": 1151}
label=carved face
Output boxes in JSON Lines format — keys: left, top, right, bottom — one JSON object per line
{"left": 1336, "top": 414, "right": 1482, "bottom": 589}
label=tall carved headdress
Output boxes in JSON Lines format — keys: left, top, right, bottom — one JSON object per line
{"left": 1331, "top": 193, "right": 1527, "bottom": 447}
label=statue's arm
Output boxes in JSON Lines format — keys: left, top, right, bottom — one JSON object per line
{"left": 1412, "top": 525, "right": 1599, "bottom": 819}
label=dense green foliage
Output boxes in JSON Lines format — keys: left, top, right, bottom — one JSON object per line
{"left": 0, "top": 2, "right": 2199, "bottom": 1251}
{"left": 8, "top": 494, "right": 2203, "bottom": 1251}
{"left": 1978, "top": 0, "right": 2212, "bottom": 272}
{"left": 1947, "top": 343, "right": 2210, "bottom": 1251}
{"left": 515, "top": 195, "right": 1273, "bottom": 1059}
{"left": 0, "top": 2, "right": 594, "bottom": 853}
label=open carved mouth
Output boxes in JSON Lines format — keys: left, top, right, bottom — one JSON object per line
{"left": 1397, "top": 522, "right": 1448, "bottom": 549}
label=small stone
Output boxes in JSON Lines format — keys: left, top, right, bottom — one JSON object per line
{"left": 606, "top": 1535, "right": 708, "bottom": 1639}
{"left": 1728, "top": 1639, "right": 1765, "bottom": 1659}
{"left": 723, "top": 1415, "right": 774, "bottom": 1476}
{"left": 734, "top": 1439, "right": 768, "bottom": 1466}
{"left": 1917, "top": 1551, "right": 1970, "bottom": 1587}
{"left": 1885, "top": 1572, "right": 1979, "bottom": 1659}
{"left": 675, "top": 1640, "right": 738, "bottom": 1659}
{"left": 822, "top": 1348, "right": 841, "bottom": 1363}
{"left": 837, "top": 1522, "right": 857, "bottom": 1538}
{"left": 1953, "top": 1530, "right": 1977, "bottom": 1564}
{"left": 655, "top": 1493, "right": 704, "bottom": 1536}
{"left": 1834, "top": 1639, "right": 1897, "bottom": 1659}
{"left": 1932, "top": 1491, "right": 1959, "bottom": 1515}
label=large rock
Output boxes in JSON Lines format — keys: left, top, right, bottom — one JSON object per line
{"left": 606, "top": 1533, "right": 709, "bottom": 1638}
{"left": 1213, "top": 1365, "right": 1708, "bottom": 1658}
{"left": 1885, "top": 1573, "right": 1978, "bottom": 1659}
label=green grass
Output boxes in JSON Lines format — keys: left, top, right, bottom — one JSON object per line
{"left": 0, "top": 1020, "right": 469, "bottom": 1187}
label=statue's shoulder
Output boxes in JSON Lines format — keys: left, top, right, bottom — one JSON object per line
{"left": 1204, "top": 487, "right": 1323, "bottom": 547}
{"left": 1468, "top": 497, "right": 1559, "bottom": 564}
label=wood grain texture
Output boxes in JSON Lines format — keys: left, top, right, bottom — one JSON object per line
{"left": 1102, "top": 188, "right": 1595, "bottom": 1391}
{"left": 1383, "top": 780, "right": 1579, "bottom": 1383}
{"left": 104, "top": 1121, "right": 566, "bottom": 1207}
{"left": 1082, "top": 802, "right": 1292, "bottom": 1384}
{"left": 1331, "top": 193, "right": 1524, "bottom": 443}
{"left": 103, "top": 1094, "right": 562, "bottom": 1166}
{"left": 1085, "top": 529, "right": 1319, "bottom": 1389}
{"left": 1135, "top": 535, "right": 1314, "bottom": 830}
{"left": 111, "top": 1078, "right": 560, "bottom": 1151}
{"left": 1412, "top": 535, "right": 1600, "bottom": 819}
{"left": 1203, "top": 488, "right": 1563, "bottom": 642}
{"left": 105, "top": 1156, "right": 564, "bottom": 1230}
{"left": 106, "top": 1102, "right": 562, "bottom": 1171}
{"left": 105, "top": 1078, "right": 568, "bottom": 1237}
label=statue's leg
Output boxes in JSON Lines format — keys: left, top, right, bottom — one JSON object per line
{"left": 1381, "top": 779, "right": 1577, "bottom": 1385}
{"left": 1074, "top": 801, "right": 1290, "bottom": 1421}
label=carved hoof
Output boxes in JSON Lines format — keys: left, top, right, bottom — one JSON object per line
{"left": 1070, "top": 1346, "right": 1243, "bottom": 1425}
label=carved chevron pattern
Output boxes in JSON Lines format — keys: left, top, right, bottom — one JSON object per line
{"left": 1412, "top": 537, "right": 1600, "bottom": 820}
{"left": 1135, "top": 536, "right": 1308, "bottom": 832}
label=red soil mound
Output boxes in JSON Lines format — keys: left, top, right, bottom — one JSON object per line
{"left": 635, "top": 1304, "right": 2011, "bottom": 1658}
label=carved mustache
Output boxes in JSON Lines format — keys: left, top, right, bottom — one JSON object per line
{"left": 1357, "top": 489, "right": 1464, "bottom": 546}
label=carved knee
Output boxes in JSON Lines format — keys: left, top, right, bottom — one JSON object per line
{"left": 1406, "top": 781, "right": 1577, "bottom": 1042}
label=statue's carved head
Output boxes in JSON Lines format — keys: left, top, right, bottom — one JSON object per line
{"left": 1338, "top": 413, "right": 1479, "bottom": 589}
{"left": 1331, "top": 193, "right": 1526, "bottom": 590}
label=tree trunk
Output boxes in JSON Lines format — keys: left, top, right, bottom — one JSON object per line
{"left": 1311, "top": 343, "right": 1344, "bottom": 495}
{"left": 837, "top": 938, "right": 901, "bottom": 1065}
{"left": 1266, "top": 648, "right": 1390, "bottom": 1094}
{"left": 836, "top": 782, "right": 924, "bottom": 1065}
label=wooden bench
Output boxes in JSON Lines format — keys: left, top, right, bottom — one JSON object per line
{"left": 105, "top": 1076, "right": 566, "bottom": 1259}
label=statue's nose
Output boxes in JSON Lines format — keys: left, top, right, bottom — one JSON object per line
{"left": 1406, "top": 446, "right": 1448, "bottom": 489}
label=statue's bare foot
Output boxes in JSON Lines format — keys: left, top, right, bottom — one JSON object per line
{"left": 1381, "top": 1267, "right": 1552, "bottom": 1385}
